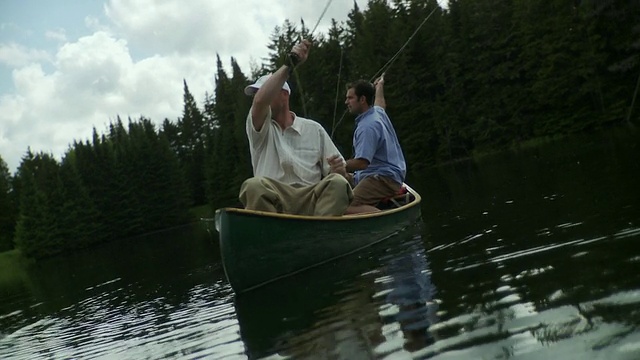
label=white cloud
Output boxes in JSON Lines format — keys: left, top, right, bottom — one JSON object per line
{"left": 84, "top": 15, "right": 110, "bottom": 33}
{"left": 45, "top": 28, "right": 67, "bottom": 42}
{"left": 0, "top": 0, "right": 358, "bottom": 173}
{"left": 104, "top": 0, "right": 272, "bottom": 60}
{"left": 103, "top": 0, "right": 356, "bottom": 72}
{"left": 0, "top": 30, "right": 215, "bottom": 173}
{"left": 0, "top": 43, "right": 51, "bottom": 68}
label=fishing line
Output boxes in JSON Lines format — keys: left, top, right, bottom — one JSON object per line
{"left": 626, "top": 67, "right": 640, "bottom": 125}
{"left": 330, "top": 6, "right": 439, "bottom": 139}
{"left": 290, "top": 0, "right": 334, "bottom": 118}
{"left": 330, "top": 47, "right": 345, "bottom": 134}
{"left": 310, "top": 0, "right": 334, "bottom": 35}
{"left": 371, "top": 6, "right": 438, "bottom": 81}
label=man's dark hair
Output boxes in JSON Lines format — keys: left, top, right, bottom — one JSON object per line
{"left": 346, "top": 80, "right": 374, "bottom": 106}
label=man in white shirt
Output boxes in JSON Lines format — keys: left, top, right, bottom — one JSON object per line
{"left": 239, "top": 39, "right": 352, "bottom": 216}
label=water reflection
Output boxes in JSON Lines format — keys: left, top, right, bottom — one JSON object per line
{"left": 417, "top": 219, "right": 640, "bottom": 360}
{"left": 1, "top": 129, "right": 638, "bottom": 359}
{"left": 420, "top": 230, "right": 640, "bottom": 356}
{"left": 0, "top": 224, "right": 245, "bottom": 359}
{"left": 373, "top": 235, "right": 439, "bottom": 355}
{"left": 234, "top": 221, "right": 437, "bottom": 359}
{"left": 1, "top": 280, "right": 243, "bottom": 359}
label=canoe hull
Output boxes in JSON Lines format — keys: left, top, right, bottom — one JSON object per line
{"left": 215, "top": 185, "right": 422, "bottom": 293}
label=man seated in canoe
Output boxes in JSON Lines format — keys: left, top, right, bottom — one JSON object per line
{"left": 239, "top": 39, "right": 353, "bottom": 216}
{"left": 343, "top": 74, "right": 408, "bottom": 214}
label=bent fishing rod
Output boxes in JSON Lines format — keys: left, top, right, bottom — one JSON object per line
{"left": 329, "top": 5, "right": 439, "bottom": 139}
{"left": 288, "top": 0, "right": 335, "bottom": 118}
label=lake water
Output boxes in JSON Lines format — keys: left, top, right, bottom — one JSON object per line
{"left": 1, "top": 128, "right": 639, "bottom": 359}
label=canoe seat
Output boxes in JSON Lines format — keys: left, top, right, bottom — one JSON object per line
{"left": 376, "top": 186, "right": 414, "bottom": 210}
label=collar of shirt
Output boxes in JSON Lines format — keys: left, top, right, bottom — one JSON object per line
{"left": 290, "top": 112, "right": 303, "bottom": 134}
{"left": 269, "top": 111, "right": 303, "bottom": 134}
{"left": 355, "top": 107, "right": 375, "bottom": 125}
{"left": 282, "top": 111, "right": 303, "bottom": 134}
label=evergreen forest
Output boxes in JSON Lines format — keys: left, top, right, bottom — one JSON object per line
{"left": 0, "top": 0, "right": 638, "bottom": 259}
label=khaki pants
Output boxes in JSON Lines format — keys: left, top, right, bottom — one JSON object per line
{"left": 352, "top": 175, "right": 402, "bottom": 206}
{"left": 239, "top": 174, "right": 353, "bottom": 216}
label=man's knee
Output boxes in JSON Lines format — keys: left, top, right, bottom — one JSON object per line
{"left": 321, "top": 174, "right": 353, "bottom": 197}
{"left": 239, "top": 177, "right": 270, "bottom": 204}
{"left": 239, "top": 177, "right": 282, "bottom": 212}
{"left": 323, "top": 173, "right": 350, "bottom": 187}
{"left": 241, "top": 177, "right": 271, "bottom": 194}
{"left": 351, "top": 192, "right": 374, "bottom": 207}
{"left": 351, "top": 176, "right": 397, "bottom": 206}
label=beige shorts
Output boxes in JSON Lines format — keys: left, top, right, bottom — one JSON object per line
{"left": 351, "top": 175, "right": 402, "bottom": 206}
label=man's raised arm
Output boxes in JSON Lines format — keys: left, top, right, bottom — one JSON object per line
{"left": 250, "top": 66, "right": 289, "bottom": 131}
{"left": 250, "top": 40, "right": 311, "bottom": 131}
{"left": 374, "top": 74, "right": 386, "bottom": 109}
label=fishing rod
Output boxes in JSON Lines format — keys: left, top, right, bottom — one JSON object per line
{"left": 331, "top": 46, "right": 345, "bottom": 132}
{"left": 626, "top": 68, "right": 640, "bottom": 125}
{"left": 310, "top": 0, "right": 334, "bottom": 35}
{"left": 371, "top": 6, "right": 438, "bottom": 81}
{"left": 330, "top": 5, "right": 439, "bottom": 139}
{"left": 289, "top": 0, "right": 335, "bottom": 118}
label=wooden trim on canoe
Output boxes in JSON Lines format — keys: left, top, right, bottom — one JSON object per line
{"left": 217, "top": 183, "right": 422, "bottom": 221}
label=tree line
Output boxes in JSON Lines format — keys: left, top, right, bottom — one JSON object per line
{"left": 0, "top": 0, "right": 638, "bottom": 258}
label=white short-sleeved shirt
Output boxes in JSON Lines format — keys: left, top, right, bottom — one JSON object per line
{"left": 246, "top": 107, "right": 344, "bottom": 187}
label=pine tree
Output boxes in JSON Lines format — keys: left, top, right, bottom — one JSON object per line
{"left": 13, "top": 151, "right": 65, "bottom": 258}
{"left": 175, "top": 81, "right": 207, "bottom": 206}
{"left": 206, "top": 56, "right": 241, "bottom": 209}
{"left": 0, "top": 155, "right": 16, "bottom": 251}
{"left": 229, "top": 58, "right": 254, "bottom": 187}
{"left": 57, "top": 153, "right": 105, "bottom": 249}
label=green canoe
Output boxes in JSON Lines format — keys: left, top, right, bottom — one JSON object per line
{"left": 210, "top": 184, "right": 422, "bottom": 293}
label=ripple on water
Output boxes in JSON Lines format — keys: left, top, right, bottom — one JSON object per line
{"left": 421, "top": 216, "right": 640, "bottom": 359}
{"left": 0, "top": 280, "right": 245, "bottom": 359}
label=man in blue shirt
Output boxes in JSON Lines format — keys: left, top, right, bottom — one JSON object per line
{"left": 343, "top": 75, "right": 407, "bottom": 214}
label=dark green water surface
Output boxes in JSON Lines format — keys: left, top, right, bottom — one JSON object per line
{"left": 1, "top": 129, "right": 639, "bottom": 359}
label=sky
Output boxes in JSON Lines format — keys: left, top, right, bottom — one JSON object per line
{"left": 0, "top": 0, "right": 445, "bottom": 174}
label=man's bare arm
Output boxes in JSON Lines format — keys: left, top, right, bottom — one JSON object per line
{"left": 346, "top": 158, "right": 369, "bottom": 172}
{"left": 374, "top": 74, "right": 386, "bottom": 109}
{"left": 251, "top": 40, "right": 311, "bottom": 131}
{"left": 251, "top": 66, "right": 290, "bottom": 131}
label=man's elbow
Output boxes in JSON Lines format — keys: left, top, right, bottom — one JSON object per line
{"left": 250, "top": 108, "right": 268, "bottom": 131}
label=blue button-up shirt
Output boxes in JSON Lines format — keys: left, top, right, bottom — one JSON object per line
{"left": 353, "top": 106, "right": 406, "bottom": 185}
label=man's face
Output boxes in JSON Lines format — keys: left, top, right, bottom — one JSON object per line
{"left": 269, "top": 89, "right": 289, "bottom": 112}
{"left": 345, "top": 88, "right": 363, "bottom": 115}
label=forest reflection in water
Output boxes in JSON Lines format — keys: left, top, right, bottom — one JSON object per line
{"left": 0, "top": 128, "right": 638, "bottom": 359}
{"left": 235, "top": 223, "right": 438, "bottom": 359}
